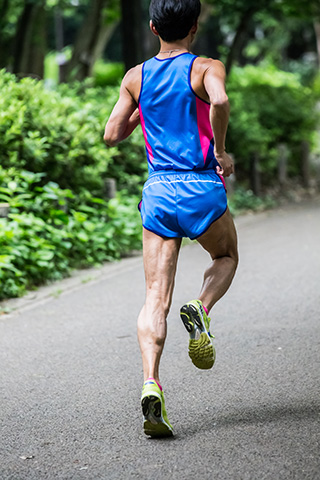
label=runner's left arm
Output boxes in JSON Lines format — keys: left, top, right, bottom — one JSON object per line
{"left": 203, "top": 60, "right": 234, "bottom": 177}
{"left": 104, "top": 71, "right": 140, "bottom": 147}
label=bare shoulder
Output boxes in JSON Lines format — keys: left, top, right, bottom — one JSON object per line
{"left": 193, "top": 57, "right": 226, "bottom": 79}
{"left": 121, "top": 63, "right": 143, "bottom": 104}
{"left": 122, "top": 63, "right": 143, "bottom": 85}
{"left": 191, "top": 57, "right": 226, "bottom": 102}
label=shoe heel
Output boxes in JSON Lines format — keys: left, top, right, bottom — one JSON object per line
{"left": 141, "top": 395, "right": 161, "bottom": 419}
{"left": 180, "top": 306, "right": 194, "bottom": 333}
{"left": 189, "top": 304, "right": 203, "bottom": 330}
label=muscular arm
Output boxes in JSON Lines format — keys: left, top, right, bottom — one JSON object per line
{"left": 104, "top": 68, "right": 140, "bottom": 147}
{"left": 203, "top": 60, "right": 234, "bottom": 177}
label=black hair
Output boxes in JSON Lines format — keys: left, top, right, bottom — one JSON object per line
{"left": 149, "top": 0, "right": 201, "bottom": 42}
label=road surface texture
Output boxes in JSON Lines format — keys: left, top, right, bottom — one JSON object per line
{"left": 1, "top": 200, "right": 319, "bottom": 480}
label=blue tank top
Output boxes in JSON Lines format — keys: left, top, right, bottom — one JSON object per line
{"left": 138, "top": 52, "right": 219, "bottom": 174}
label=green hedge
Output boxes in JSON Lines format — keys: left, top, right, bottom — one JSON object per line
{"left": 93, "top": 60, "right": 124, "bottom": 87}
{"left": 0, "top": 70, "right": 147, "bottom": 196}
{"left": 1, "top": 65, "right": 316, "bottom": 195}
{"left": 0, "top": 64, "right": 318, "bottom": 300}
{"left": 0, "top": 70, "right": 147, "bottom": 300}
{"left": 0, "top": 168, "right": 141, "bottom": 300}
{"left": 227, "top": 64, "right": 317, "bottom": 183}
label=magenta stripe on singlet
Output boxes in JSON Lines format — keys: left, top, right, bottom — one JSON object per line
{"left": 139, "top": 104, "right": 153, "bottom": 163}
{"left": 196, "top": 97, "right": 212, "bottom": 165}
{"left": 218, "top": 173, "right": 226, "bottom": 189}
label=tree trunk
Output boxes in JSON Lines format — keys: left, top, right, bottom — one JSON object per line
{"left": 250, "top": 152, "right": 261, "bottom": 196}
{"left": 277, "top": 143, "right": 289, "bottom": 187}
{"left": 64, "top": 0, "right": 117, "bottom": 82}
{"left": 103, "top": 178, "right": 117, "bottom": 199}
{"left": 12, "top": 0, "right": 46, "bottom": 79}
{"left": 301, "top": 141, "right": 310, "bottom": 188}
{"left": 120, "top": 0, "right": 144, "bottom": 71}
{"left": 314, "top": 21, "right": 320, "bottom": 69}
{"left": 143, "top": 24, "right": 159, "bottom": 60}
{"left": 0, "top": 203, "right": 10, "bottom": 218}
{"left": 92, "top": 20, "right": 119, "bottom": 66}
{"left": 0, "top": 0, "right": 10, "bottom": 67}
{"left": 54, "top": 8, "right": 67, "bottom": 83}
{"left": 192, "top": 3, "right": 217, "bottom": 56}
{"left": 225, "top": 7, "right": 256, "bottom": 76}
{"left": 0, "top": 0, "right": 9, "bottom": 25}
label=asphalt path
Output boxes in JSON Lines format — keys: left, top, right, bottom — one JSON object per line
{"left": 1, "top": 200, "right": 320, "bottom": 480}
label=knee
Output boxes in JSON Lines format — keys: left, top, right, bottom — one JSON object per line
{"left": 224, "top": 237, "right": 239, "bottom": 273}
{"left": 227, "top": 249, "right": 238, "bottom": 278}
{"left": 222, "top": 254, "right": 238, "bottom": 277}
{"left": 213, "top": 250, "right": 238, "bottom": 275}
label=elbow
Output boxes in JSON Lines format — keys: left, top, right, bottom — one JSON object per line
{"left": 103, "top": 127, "right": 119, "bottom": 147}
{"left": 212, "top": 94, "right": 229, "bottom": 108}
{"left": 103, "top": 134, "right": 117, "bottom": 147}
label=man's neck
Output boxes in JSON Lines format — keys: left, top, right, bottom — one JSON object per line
{"left": 158, "top": 38, "right": 191, "bottom": 57}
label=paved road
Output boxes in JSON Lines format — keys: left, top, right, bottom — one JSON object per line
{"left": 1, "top": 201, "right": 320, "bottom": 480}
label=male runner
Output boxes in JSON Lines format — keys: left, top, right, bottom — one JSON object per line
{"left": 104, "top": 0, "right": 238, "bottom": 438}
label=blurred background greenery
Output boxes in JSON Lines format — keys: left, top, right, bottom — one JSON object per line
{"left": 0, "top": 0, "right": 320, "bottom": 300}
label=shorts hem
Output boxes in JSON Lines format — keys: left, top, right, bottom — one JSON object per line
{"left": 142, "top": 224, "right": 183, "bottom": 240}
{"left": 190, "top": 205, "right": 228, "bottom": 241}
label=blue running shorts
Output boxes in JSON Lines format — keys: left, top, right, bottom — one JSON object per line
{"left": 139, "top": 170, "right": 227, "bottom": 240}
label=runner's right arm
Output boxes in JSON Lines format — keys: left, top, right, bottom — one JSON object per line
{"left": 104, "top": 68, "right": 140, "bottom": 147}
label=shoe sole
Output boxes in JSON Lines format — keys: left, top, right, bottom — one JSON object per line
{"left": 141, "top": 394, "right": 173, "bottom": 438}
{"left": 180, "top": 304, "right": 216, "bottom": 370}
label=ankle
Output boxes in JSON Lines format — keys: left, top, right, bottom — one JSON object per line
{"left": 202, "top": 304, "right": 209, "bottom": 315}
{"left": 146, "top": 377, "right": 163, "bottom": 391}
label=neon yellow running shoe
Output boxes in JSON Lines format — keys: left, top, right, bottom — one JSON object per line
{"left": 180, "top": 299, "right": 216, "bottom": 370}
{"left": 141, "top": 379, "right": 173, "bottom": 438}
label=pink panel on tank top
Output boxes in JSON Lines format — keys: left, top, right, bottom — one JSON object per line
{"left": 139, "top": 104, "right": 153, "bottom": 163}
{"left": 195, "top": 97, "right": 213, "bottom": 165}
{"left": 218, "top": 173, "right": 226, "bottom": 189}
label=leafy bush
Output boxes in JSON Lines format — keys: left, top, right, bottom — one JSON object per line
{"left": 2, "top": 64, "right": 315, "bottom": 300}
{"left": 313, "top": 71, "right": 320, "bottom": 100}
{"left": 0, "top": 69, "right": 148, "bottom": 300}
{"left": 93, "top": 60, "right": 124, "bottom": 87}
{"left": 228, "top": 187, "right": 276, "bottom": 216}
{"left": 0, "top": 69, "right": 147, "bottom": 196}
{"left": 0, "top": 168, "right": 142, "bottom": 300}
{"left": 227, "top": 64, "right": 317, "bottom": 183}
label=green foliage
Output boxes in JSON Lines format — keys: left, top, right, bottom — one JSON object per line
{"left": 1, "top": 63, "right": 317, "bottom": 300}
{"left": 44, "top": 48, "right": 72, "bottom": 85}
{"left": 0, "top": 69, "right": 147, "bottom": 195}
{"left": 227, "top": 64, "right": 317, "bottom": 182}
{"left": 0, "top": 167, "right": 142, "bottom": 300}
{"left": 205, "top": 0, "right": 318, "bottom": 79}
{"left": 93, "top": 60, "right": 124, "bottom": 87}
{"left": 313, "top": 71, "right": 320, "bottom": 100}
{"left": 228, "top": 187, "right": 276, "bottom": 216}
{"left": 0, "top": 69, "right": 147, "bottom": 300}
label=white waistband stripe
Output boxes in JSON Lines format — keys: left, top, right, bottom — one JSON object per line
{"left": 143, "top": 179, "right": 223, "bottom": 191}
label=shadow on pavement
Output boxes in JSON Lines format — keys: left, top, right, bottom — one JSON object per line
{"left": 179, "top": 400, "right": 320, "bottom": 437}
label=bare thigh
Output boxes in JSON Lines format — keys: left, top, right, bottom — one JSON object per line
{"left": 196, "top": 208, "right": 238, "bottom": 262}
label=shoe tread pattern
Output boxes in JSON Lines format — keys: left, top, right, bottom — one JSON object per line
{"left": 141, "top": 394, "right": 173, "bottom": 438}
{"left": 180, "top": 303, "right": 215, "bottom": 370}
